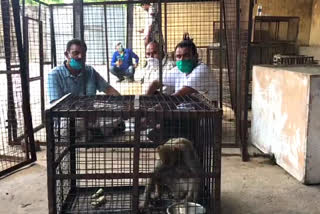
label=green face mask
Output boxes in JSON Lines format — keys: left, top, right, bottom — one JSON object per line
{"left": 176, "top": 59, "right": 195, "bottom": 74}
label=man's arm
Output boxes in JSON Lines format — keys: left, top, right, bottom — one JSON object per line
{"left": 48, "top": 71, "right": 63, "bottom": 103}
{"left": 146, "top": 80, "right": 161, "bottom": 95}
{"left": 131, "top": 50, "right": 139, "bottom": 65}
{"left": 111, "top": 52, "right": 117, "bottom": 67}
{"left": 105, "top": 86, "right": 121, "bottom": 96}
{"left": 173, "top": 86, "right": 198, "bottom": 96}
{"left": 93, "top": 68, "right": 120, "bottom": 95}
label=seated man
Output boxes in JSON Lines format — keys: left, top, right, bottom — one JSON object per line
{"left": 141, "top": 41, "right": 175, "bottom": 94}
{"left": 146, "top": 33, "right": 219, "bottom": 143}
{"left": 110, "top": 42, "right": 139, "bottom": 82}
{"left": 147, "top": 33, "right": 218, "bottom": 101}
{"left": 48, "top": 38, "right": 120, "bottom": 103}
{"left": 48, "top": 38, "right": 124, "bottom": 139}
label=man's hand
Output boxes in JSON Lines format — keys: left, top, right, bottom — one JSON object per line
{"left": 105, "top": 86, "right": 121, "bottom": 96}
{"left": 116, "top": 60, "right": 123, "bottom": 67}
{"left": 138, "top": 29, "right": 144, "bottom": 34}
{"left": 133, "top": 63, "right": 138, "bottom": 68}
{"left": 146, "top": 80, "right": 161, "bottom": 95}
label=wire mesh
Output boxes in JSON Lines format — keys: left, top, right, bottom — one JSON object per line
{"left": 0, "top": 0, "right": 35, "bottom": 176}
{"left": 250, "top": 16, "right": 299, "bottom": 66}
{"left": 46, "top": 94, "right": 221, "bottom": 214}
{"left": 219, "top": 0, "right": 238, "bottom": 145}
{"left": 52, "top": 5, "right": 73, "bottom": 65}
{"left": 46, "top": 0, "right": 236, "bottom": 151}
{"left": 23, "top": 2, "right": 52, "bottom": 145}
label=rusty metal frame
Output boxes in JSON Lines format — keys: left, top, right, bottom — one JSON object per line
{"left": 46, "top": 94, "right": 222, "bottom": 213}
{"left": 0, "top": 0, "right": 37, "bottom": 177}
{"left": 103, "top": 4, "right": 110, "bottom": 83}
{"left": 1, "top": 0, "right": 18, "bottom": 146}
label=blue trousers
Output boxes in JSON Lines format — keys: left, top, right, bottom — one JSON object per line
{"left": 110, "top": 65, "right": 135, "bottom": 80}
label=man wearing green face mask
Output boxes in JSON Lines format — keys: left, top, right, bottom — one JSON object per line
{"left": 48, "top": 39, "right": 125, "bottom": 139}
{"left": 145, "top": 33, "right": 218, "bottom": 143}
{"left": 146, "top": 33, "right": 218, "bottom": 101}
{"left": 48, "top": 39, "right": 120, "bottom": 103}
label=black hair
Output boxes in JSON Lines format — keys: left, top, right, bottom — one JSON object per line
{"left": 147, "top": 40, "right": 164, "bottom": 58}
{"left": 147, "top": 40, "right": 159, "bottom": 49}
{"left": 66, "top": 38, "right": 87, "bottom": 52}
{"left": 175, "top": 33, "right": 198, "bottom": 62}
{"left": 140, "top": 0, "right": 151, "bottom": 6}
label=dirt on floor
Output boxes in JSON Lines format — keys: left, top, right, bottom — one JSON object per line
{"left": 0, "top": 148, "right": 320, "bottom": 214}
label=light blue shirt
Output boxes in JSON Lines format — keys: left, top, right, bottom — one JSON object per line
{"left": 48, "top": 62, "right": 110, "bottom": 103}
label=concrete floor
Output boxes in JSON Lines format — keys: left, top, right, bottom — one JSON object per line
{"left": 0, "top": 148, "right": 320, "bottom": 214}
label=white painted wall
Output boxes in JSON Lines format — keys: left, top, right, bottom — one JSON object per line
{"left": 252, "top": 65, "right": 320, "bottom": 184}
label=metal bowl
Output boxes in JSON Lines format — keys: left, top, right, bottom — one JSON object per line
{"left": 167, "top": 202, "right": 206, "bottom": 214}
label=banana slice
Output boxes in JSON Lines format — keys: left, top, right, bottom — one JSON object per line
{"left": 91, "top": 188, "right": 104, "bottom": 199}
{"left": 91, "top": 195, "right": 106, "bottom": 207}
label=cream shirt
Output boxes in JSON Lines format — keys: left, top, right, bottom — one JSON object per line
{"left": 163, "top": 63, "right": 219, "bottom": 101}
{"left": 142, "top": 57, "right": 175, "bottom": 94}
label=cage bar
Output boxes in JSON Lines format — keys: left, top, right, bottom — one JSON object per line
{"left": 46, "top": 94, "right": 221, "bottom": 214}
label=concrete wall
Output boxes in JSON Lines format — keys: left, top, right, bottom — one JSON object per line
{"left": 298, "top": 0, "right": 320, "bottom": 61}
{"left": 309, "top": 0, "right": 320, "bottom": 45}
{"left": 254, "top": 0, "right": 313, "bottom": 45}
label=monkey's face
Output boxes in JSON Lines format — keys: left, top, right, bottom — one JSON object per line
{"left": 158, "top": 145, "right": 174, "bottom": 165}
{"left": 158, "top": 144, "right": 184, "bottom": 166}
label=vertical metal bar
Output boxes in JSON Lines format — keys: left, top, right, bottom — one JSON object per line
{"left": 241, "top": 0, "right": 255, "bottom": 162}
{"left": 39, "top": 21, "right": 45, "bottom": 124}
{"left": 104, "top": 5, "right": 110, "bottom": 83}
{"left": 219, "top": 0, "right": 223, "bottom": 109}
{"left": 214, "top": 111, "right": 222, "bottom": 214}
{"left": 38, "top": 2, "right": 41, "bottom": 21}
{"left": 46, "top": 111, "right": 56, "bottom": 214}
{"left": 158, "top": 0, "right": 163, "bottom": 93}
{"left": 11, "top": 0, "right": 37, "bottom": 160}
{"left": 1, "top": 0, "right": 17, "bottom": 144}
{"left": 73, "top": 0, "right": 84, "bottom": 40}
{"left": 221, "top": 0, "right": 235, "bottom": 111}
{"left": 22, "top": 0, "right": 25, "bottom": 39}
{"left": 209, "top": 117, "right": 214, "bottom": 210}
{"left": 132, "top": 96, "right": 140, "bottom": 212}
{"left": 235, "top": 0, "right": 242, "bottom": 150}
{"left": 49, "top": 6, "right": 57, "bottom": 67}
{"left": 206, "top": 47, "right": 209, "bottom": 66}
{"left": 69, "top": 117, "right": 76, "bottom": 193}
{"left": 23, "top": 17, "right": 30, "bottom": 157}
{"left": 237, "top": 0, "right": 250, "bottom": 161}
{"left": 73, "top": 2, "right": 76, "bottom": 37}
{"left": 164, "top": 1, "right": 167, "bottom": 53}
{"left": 80, "top": 0, "right": 84, "bottom": 41}
{"left": 126, "top": 0, "right": 133, "bottom": 49}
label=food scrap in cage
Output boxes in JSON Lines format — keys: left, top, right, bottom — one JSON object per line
{"left": 90, "top": 188, "right": 107, "bottom": 208}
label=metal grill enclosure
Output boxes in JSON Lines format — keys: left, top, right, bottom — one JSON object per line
{"left": 46, "top": 94, "right": 222, "bottom": 214}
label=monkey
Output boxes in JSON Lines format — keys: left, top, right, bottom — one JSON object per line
{"left": 140, "top": 138, "right": 202, "bottom": 211}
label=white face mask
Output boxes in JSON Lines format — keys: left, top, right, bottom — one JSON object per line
{"left": 146, "top": 58, "right": 159, "bottom": 67}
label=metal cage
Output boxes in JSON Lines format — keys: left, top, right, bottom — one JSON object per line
{"left": 46, "top": 94, "right": 222, "bottom": 214}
